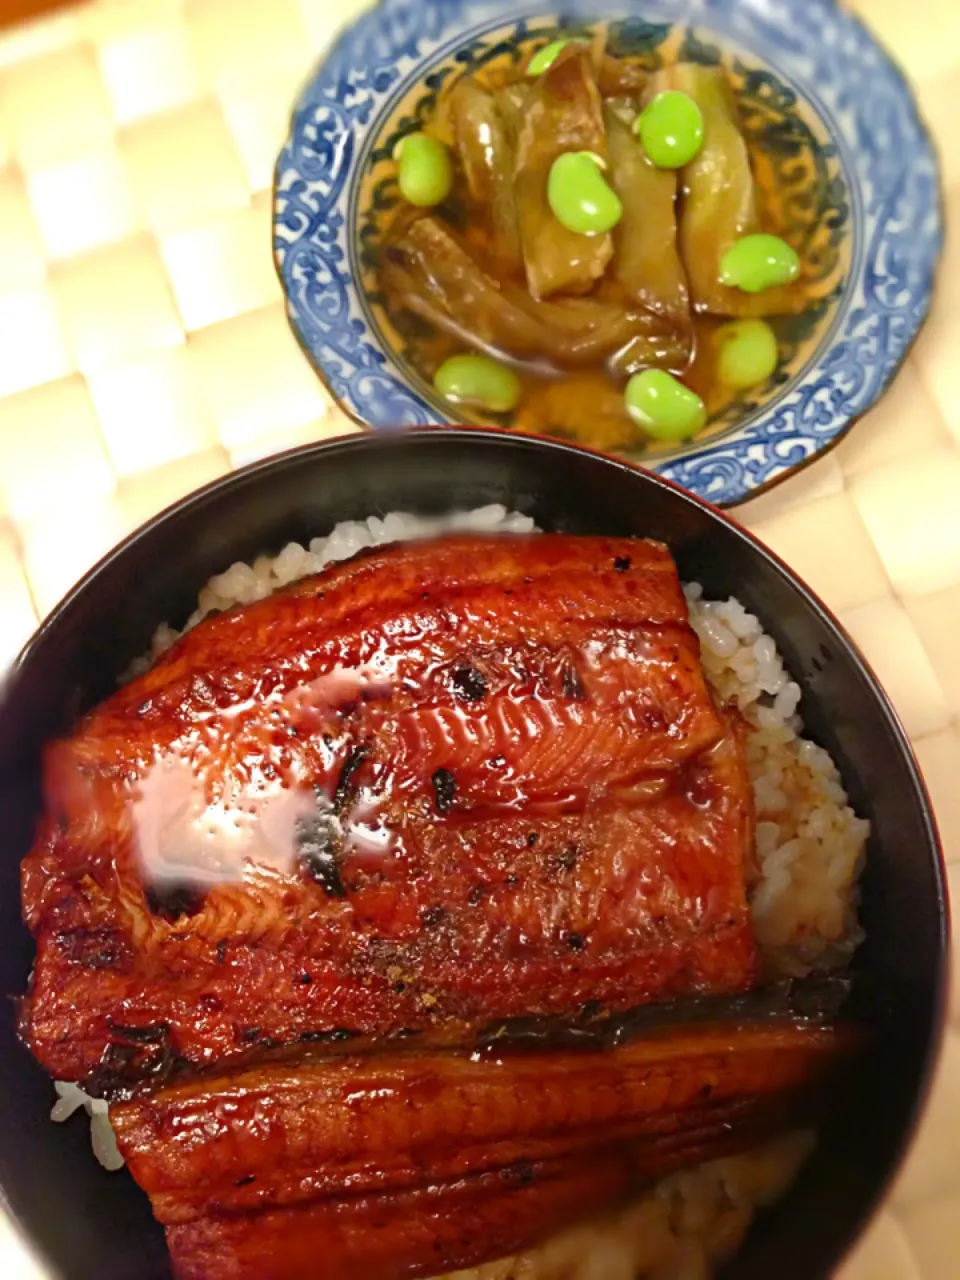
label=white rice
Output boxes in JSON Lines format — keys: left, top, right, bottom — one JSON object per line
{"left": 59, "top": 508, "right": 869, "bottom": 1278}
{"left": 50, "top": 1082, "right": 124, "bottom": 1171}
{"left": 683, "top": 584, "right": 868, "bottom": 979}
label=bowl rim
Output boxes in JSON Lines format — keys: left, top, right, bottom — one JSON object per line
{"left": 3, "top": 425, "right": 949, "bottom": 1276}
{"left": 271, "top": 0, "right": 944, "bottom": 508}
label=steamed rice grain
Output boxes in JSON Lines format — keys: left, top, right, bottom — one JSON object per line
{"left": 63, "top": 508, "right": 869, "bottom": 1279}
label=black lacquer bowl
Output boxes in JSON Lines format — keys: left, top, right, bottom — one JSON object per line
{"left": 0, "top": 429, "right": 947, "bottom": 1279}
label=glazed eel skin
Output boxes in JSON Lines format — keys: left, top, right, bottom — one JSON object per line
{"left": 112, "top": 1016, "right": 851, "bottom": 1280}
{"left": 19, "top": 534, "right": 856, "bottom": 1278}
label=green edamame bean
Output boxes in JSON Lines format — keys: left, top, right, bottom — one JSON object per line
{"left": 395, "top": 132, "right": 453, "bottom": 208}
{"left": 715, "top": 319, "right": 779, "bottom": 390}
{"left": 547, "top": 152, "right": 623, "bottom": 236}
{"left": 719, "top": 234, "right": 800, "bottom": 293}
{"left": 527, "top": 38, "right": 587, "bottom": 76}
{"left": 434, "top": 354, "right": 521, "bottom": 414}
{"left": 633, "top": 91, "right": 704, "bottom": 169}
{"left": 625, "top": 369, "right": 706, "bottom": 441}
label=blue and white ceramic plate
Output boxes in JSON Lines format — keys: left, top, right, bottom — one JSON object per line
{"left": 273, "top": 0, "right": 942, "bottom": 506}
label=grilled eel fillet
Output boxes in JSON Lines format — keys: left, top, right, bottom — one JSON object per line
{"left": 111, "top": 1017, "right": 855, "bottom": 1280}
{"left": 19, "top": 533, "right": 857, "bottom": 1276}
{"left": 22, "top": 534, "right": 759, "bottom": 1086}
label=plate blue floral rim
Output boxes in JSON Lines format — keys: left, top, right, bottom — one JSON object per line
{"left": 273, "top": 0, "right": 943, "bottom": 508}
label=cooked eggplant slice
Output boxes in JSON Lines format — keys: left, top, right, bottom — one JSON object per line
{"left": 665, "top": 64, "right": 807, "bottom": 317}
{"left": 605, "top": 101, "right": 691, "bottom": 333}
{"left": 514, "top": 46, "right": 613, "bottom": 299}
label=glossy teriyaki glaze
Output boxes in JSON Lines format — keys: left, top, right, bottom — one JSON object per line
{"left": 110, "top": 1018, "right": 852, "bottom": 1280}
{"left": 21, "top": 534, "right": 758, "bottom": 1089}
